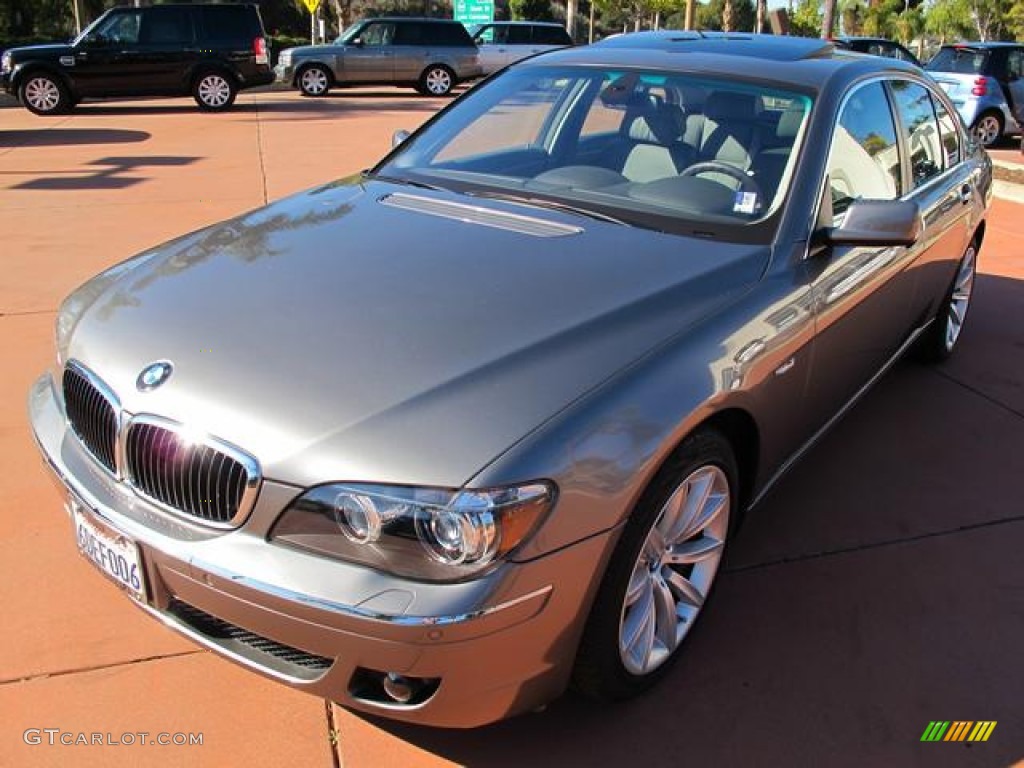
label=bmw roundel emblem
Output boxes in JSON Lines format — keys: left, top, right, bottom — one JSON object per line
{"left": 137, "top": 361, "right": 174, "bottom": 392}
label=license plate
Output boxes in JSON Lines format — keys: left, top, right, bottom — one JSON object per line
{"left": 72, "top": 501, "right": 147, "bottom": 602}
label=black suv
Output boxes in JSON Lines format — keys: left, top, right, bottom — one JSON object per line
{"left": 1, "top": 3, "right": 273, "bottom": 115}
{"left": 830, "top": 36, "right": 921, "bottom": 67}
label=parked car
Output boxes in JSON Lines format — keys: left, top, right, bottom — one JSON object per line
{"left": 275, "top": 17, "right": 481, "bottom": 97}
{"left": 30, "top": 31, "right": 990, "bottom": 728}
{"left": 0, "top": 3, "right": 273, "bottom": 114}
{"left": 926, "top": 42, "right": 1024, "bottom": 147}
{"left": 468, "top": 21, "right": 573, "bottom": 76}
{"left": 831, "top": 36, "right": 921, "bottom": 67}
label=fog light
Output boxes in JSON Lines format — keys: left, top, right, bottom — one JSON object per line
{"left": 382, "top": 672, "right": 417, "bottom": 704}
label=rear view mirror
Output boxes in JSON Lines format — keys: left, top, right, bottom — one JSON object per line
{"left": 391, "top": 129, "right": 410, "bottom": 148}
{"left": 823, "top": 199, "right": 921, "bottom": 248}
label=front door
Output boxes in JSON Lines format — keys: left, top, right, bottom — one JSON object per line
{"left": 804, "top": 80, "right": 921, "bottom": 432}
{"left": 340, "top": 21, "right": 395, "bottom": 84}
{"left": 71, "top": 9, "right": 145, "bottom": 96}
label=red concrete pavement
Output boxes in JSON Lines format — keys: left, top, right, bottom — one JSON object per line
{"left": 1, "top": 90, "right": 1021, "bottom": 767}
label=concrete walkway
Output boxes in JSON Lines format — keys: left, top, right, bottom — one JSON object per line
{"left": 1, "top": 90, "right": 1021, "bottom": 767}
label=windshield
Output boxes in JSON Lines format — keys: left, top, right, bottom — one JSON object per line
{"left": 926, "top": 47, "right": 989, "bottom": 74}
{"left": 72, "top": 11, "right": 107, "bottom": 46}
{"left": 337, "top": 22, "right": 366, "bottom": 44}
{"left": 375, "top": 66, "right": 813, "bottom": 240}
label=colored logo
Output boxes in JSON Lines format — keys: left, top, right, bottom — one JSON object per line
{"left": 921, "top": 721, "right": 996, "bottom": 742}
{"left": 136, "top": 361, "right": 173, "bottom": 392}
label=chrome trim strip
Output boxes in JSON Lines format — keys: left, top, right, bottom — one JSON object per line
{"left": 750, "top": 319, "right": 931, "bottom": 509}
{"left": 123, "top": 413, "right": 262, "bottom": 530}
{"left": 379, "top": 192, "right": 584, "bottom": 237}
{"left": 193, "top": 555, "right": 554, "bottom": 626}
{"left": 64, "top": 359, "right": 123, "bottom": 480}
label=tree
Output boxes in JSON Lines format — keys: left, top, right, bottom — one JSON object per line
{"left": 696, "top": 0, "right": 755, "bottom": 31}
{"left": 925, "top": 0, "right": 973, "bottom": 41}
{"left": 789, "top": 0, "right": 823, "bottom": 35}
{"left": 510, "top": 0, "right": 556, "bottom": 20}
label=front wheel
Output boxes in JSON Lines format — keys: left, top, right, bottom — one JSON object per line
{"left": 573, "top": 429, "right": 737, "bottom": 701}
{"left": 297, "top": 65, "right": 331, "bottom": 97}
{"left": 20, "top": 72, "right": 72, "bottom": 115}
{"left": 971, "top": 112, "right": 1003, "bottom": 148}
{"left": 917, "top": 239, "right": 978, "bottom": 363}
{"left": 418, "top": 64, "right": 455, "bottom": 97}
{"left": 193, "top": 71, "right": 237, "bottom": 111}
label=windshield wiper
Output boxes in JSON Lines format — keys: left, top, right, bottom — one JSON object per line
{"left": 465, "top": 191, "right": 630, "bottom": 226}
{"left": 363, "top": 171, "right": 444, "bottom": 191}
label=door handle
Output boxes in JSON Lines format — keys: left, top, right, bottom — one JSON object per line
{"left": 958, "top": 183, "right": 972, "bottom": 205}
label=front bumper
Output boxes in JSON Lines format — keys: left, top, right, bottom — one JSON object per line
{"left": 28, "top": 373, "right": 611, "bottom": 727}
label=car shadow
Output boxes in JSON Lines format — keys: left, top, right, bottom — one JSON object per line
{"left": 0, "top": 129, "right": 151, "bottom": 149}
{"left": 9, "top": 155, "right": 200, "bottom": 190}
{"left": 335, "top": 271, "right": 1024, "bottom": 766}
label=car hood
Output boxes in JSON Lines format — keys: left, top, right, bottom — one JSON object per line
{"left": 283, "top": 44, "right": 344, "bottom": 57}
{"left": 8, "top": 43, "right": 73, "bottom": 61}
{"left": 61, "top": 178, "right": 768, "bottom": 489}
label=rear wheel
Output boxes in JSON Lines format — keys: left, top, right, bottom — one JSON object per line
{"left": 418, "top": 64, "right": 454, "bottom": 97}
{"left": 20, "top": 72, "right": 71, "bottom": 116}
{"left": 193, "top": 71, "right": 237, "bottom": 111}
{"left": 917, "top": 239, "right": 978, "bottom": 363}
{"left": 573, "top": 429, "right": 737, "bottom": 701}
{"left": 297, "top": 65, "right": 331, "bottom": 97}
{"left": 971, "top": 112, "right": 1003, "bottom": 148}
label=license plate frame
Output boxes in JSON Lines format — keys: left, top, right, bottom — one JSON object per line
{"left": 71, "top": 499, "right": 147, "bottom": 603}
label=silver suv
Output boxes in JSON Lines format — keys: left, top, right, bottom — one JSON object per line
{"left": 275, "top": 17, "right": 481, "bottom": 97}
{"left": 469, "top": 21, "right": 573, "bottom": 76}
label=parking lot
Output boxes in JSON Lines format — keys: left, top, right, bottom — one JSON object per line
{"left": 1, "top": 88, "right": 1022, "bottom": 767}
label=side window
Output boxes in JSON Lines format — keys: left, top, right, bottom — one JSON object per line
{"left": 95, "top": 11, "right": 142, "bottom": 45}
{"left": 199, "top": 7, "right": 255, "bottom": 42}
{"left": 139, "top": 8, "right": 194, "bottom": 45}
{"left": 933, "top": 94, "right": 961, "bottom": 167}
{"left": 534, "top": 26, "right": 571, "bottom": 45}
{"left": 1007, "top": 50, "right": 1024, "bottom": 80}
{"left": 361, "top": 23, "right": 395, "bottom": 46}
{"left": 507, "top": 26, "right": 532, "bottom": 45}
{"left": 891, "top": 80, "right": 945, "bottom": 187}
{"left": 393, "top": 23, "right": 423, "bottom": 46}
{"left": 474, "top": 25, "right": 495, "bottom": 44}
{"left": 826, "top": 81, "right": 901, "bottom": 222}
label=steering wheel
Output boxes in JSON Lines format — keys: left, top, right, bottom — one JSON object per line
{"left": 680, "top": 161, "right": 763, "bottom": 201}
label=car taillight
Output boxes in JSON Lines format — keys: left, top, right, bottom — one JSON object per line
{"left": 254, "top": 36, "right": 269, "bottom": 65}
{"left": 971, "top": 77, "right": 987, "bottom": 96}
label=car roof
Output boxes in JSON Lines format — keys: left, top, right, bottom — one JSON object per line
{"left": 833, "top": 36, "right": 897, "bottom": 43}
{"left": 940, "top": 41, "right": 1023, "bottom": 49}
{"left": 360, "top": 16, "right": 462, "bottom": 24}
{"left": 528, "top": 32, "right": 919, "bottom": 89}
{"left": 479, "top": 21, "right": 566, "bottom": 27}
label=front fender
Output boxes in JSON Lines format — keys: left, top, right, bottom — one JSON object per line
{"left": 11, "top": 62, "right": 77, "bottom": 98}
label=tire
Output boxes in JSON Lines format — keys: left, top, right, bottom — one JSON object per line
{"left": 916, "top": 238, "right": 978, "bottom": 363}
{"left": 192, "top": 70, "right": 237, "bottom": 112}
{"left": 297, "top": 64, "right": 331, "bottom": 97}
{"left": 572, "top": 428, "right": 738, "bottom": 701}
{"left": 19, "top": 72, "right": 72, "bottom": 116}
{"left": 971, "top": 111, "right": 1003, "bottom": 148}
{"left": 418, "top": 64, "right": 455, "bottom": 97}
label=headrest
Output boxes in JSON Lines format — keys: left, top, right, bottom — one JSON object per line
{"left": 776, "top": 108, "right": 805, "bottom": 139}
{"left": 626, "top": 103, "right": 685, "bottom": 145}
{"left": 704, "top": 91, "right": 758, "bottom": 122}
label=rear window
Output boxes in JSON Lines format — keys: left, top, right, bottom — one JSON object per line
{"left": 926, "top": 47, "right": 989, "bottom": 74}
{"left": 199, "top": 5, "right": 260, "bottom": 42}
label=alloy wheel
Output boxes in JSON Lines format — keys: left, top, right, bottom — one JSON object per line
{"left": 945, "top": 244, "right": 976, "bottom": 352}
{"left": 973, "top": 115, "right": 1001, "bottom": 147}
{"left": 618, "top": 465, "right": 730, "bottom": 676}
{"left": 24, "top": 77, "right": 61, "bottom": 113}
{"left": 300, "top": 67, "right": 329, "bottom": 96}
{"left": 424, "top": 68, "right": 452, "bottom": 96}
{"left": 198, "top": 75, "right": 231, "bottom": 108}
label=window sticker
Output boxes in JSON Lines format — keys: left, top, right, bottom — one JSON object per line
{"left": 733, "top": 191, "right": 758, "bottom": 214}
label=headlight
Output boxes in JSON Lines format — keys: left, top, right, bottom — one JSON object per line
{"left": 271, "top": 482, "right": 554, "bottom": 581}
{"left": 279, "top": 50, "right": 292, "bottom": 65}
{"left": 1, "top": 52, "right": 11, "bottom": 75}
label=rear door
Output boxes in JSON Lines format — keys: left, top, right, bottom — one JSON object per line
{"left": 134, "top": 6, "right": 196, "bottom": 93}
{"left": 391, "top": 21, "right": 428, "bottom": 81}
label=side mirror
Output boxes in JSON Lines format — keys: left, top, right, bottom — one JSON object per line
{"left": 82, "top": 33, "right": 108, "bottom": 47}
{"left": 819, "top": 199, "right": 921, "bottom": 248}
{"left": 391, "top": 129, "right": 410, "bottom": 148}
{"left": 351, "top": 37, "right": 364, "bottom": 47}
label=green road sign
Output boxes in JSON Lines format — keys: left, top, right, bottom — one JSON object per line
{"left": 454, "top": 0, "right": 494, "bottom": 27}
